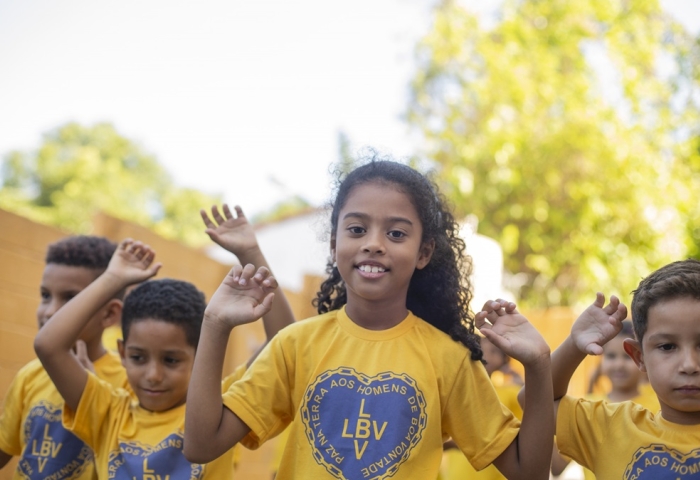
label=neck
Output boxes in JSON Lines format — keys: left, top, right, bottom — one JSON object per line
{"left": 345, "top": 298, "right": 408, "bottom": 330}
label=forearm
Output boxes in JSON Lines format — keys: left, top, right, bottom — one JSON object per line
{"left": 551, "top": 336, "right": 586, "bottom": 400}
{"left": 0, "top": 449, "right": 12, "bottom": 469}
{"left": 512, "top": 357, "right": 554, "bottom": 479}
{"left": 34, "top": 273, "right": 123, "bottom": 359}
{"left": 236, "top": 246, "right": 295, "bottom": 340}
{"left": 184, "top": 319, "right": 243, "bottom": 462}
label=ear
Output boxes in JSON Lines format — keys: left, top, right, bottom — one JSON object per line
{"left": 623, "top": 338, "right": 646, "bottom": 372}
{"left": 100, "top": 299, "right": 123, "bottom": 329}
{"left": 416, "top": 238, "right": 435, "bottom": 270}
{"left": 117, "top": 339, "right": 126, "bottom": 366}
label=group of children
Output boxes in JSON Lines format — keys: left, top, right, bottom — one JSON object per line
{"left": 0, "top": 159, "right": 698, "bottom": 479}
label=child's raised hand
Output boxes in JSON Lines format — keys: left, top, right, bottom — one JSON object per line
{"left": 204, "top": 264, "right": 276, "bottom": 329}
{"left": 201, "top": 204, "right": 258, "bottom": 257}
{"left": 106, "top": 239, "right": 162, "bottom": 286}
{"left": 475, "top": 299, "right": 550, "bottom": 367}
{"left": 571, "top": 292, "right": 626, "bottom": 355}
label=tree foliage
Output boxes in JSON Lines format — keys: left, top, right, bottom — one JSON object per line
{"left": 408, "top": 0, "right": 700, "bottom": 307}
{"left": 0, "top": 122, "right": 220, "bottom": 246}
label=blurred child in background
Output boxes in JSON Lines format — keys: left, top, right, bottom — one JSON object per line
{"left": 0, "top": 236, "right": 127, "bottom": 480}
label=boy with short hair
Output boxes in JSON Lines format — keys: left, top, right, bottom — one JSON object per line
{"left": 34, "top": 238, "right": 279, "bottom": 479}
{"left": 550, "top": 259, "right": 700, "bottom": 478}
{"left": 0, "top": 235, "right": 126, "bottom": 479}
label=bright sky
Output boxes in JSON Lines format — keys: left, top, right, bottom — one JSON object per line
{"left": 1, "top": 0, "right": 698, "bottom": 217}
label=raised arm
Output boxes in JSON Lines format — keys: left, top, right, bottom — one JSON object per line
{"left": 184, "top": 264, "right": 276, "bottom": 463}
{"left": 517, "top": 293, "right": 627, "bottom": 416}
{"left": 201, "top": 204, "right": 295, "bottom": 344}
{"left": 475, "top": 299, "right": 552, "bottom": 480}
{"left": 33, "top": 240, "right": 161, "bottom": 412}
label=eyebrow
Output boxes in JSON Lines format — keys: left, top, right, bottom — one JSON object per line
{"left": 125, "top": 346, "right": 188, "bottom": 355}
{"left": 342, "top": 212, "right": 414, "bottom": 226}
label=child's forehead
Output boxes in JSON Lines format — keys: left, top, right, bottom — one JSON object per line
{"left": 41, "top": 263, "right": 100, "bottom": 289}
{"left": 125, "top": 318, "right": 193, "bottom": 351}
{"left": 646, "top": 296, "right": 700, "bottom": 335}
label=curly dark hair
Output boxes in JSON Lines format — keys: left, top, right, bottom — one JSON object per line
{"left": 122, "top": 279, "right": 206, "bottom": 348}
{"left": 46, "top": 235, "right": 116, "bottom": 272}
{"left": 313, "top": 157, "right": 482, "bottom": 360}
{"left": 631, "top": 258, "right": 700, "bottom": 344}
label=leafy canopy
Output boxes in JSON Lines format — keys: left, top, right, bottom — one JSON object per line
{"left": 408, "top": 0, "right": 700, "bottom": 307}
{"left": 0, "top": 122, "right": 220, "bottom": 246}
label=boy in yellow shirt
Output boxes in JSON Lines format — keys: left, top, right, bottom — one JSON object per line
{"left": 547, "top": 259, "right": 700, "bottom": 478}
{"left": 0, "top": 235, "right": 127, "bottom": 480}
{"left": 34, "top": 239, "right": 278, "bottom": 479}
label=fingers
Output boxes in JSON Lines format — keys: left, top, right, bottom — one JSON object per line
{"left": 211, "top": 205, "right": 226, "bottom": 225}
{"left": 200, "top": 209, "right": 215, "bottom": 229}
{"left": 593, "top": 292, "right": 606, "bottom": 308}
{"left": 476, "top": 299, "right": 516, "bottom": 326}
{"left": 232, "top": 205, "right": 245, "bottom": 220}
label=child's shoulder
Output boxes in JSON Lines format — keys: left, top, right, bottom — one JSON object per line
{"left": 13, "top": 357, "right": 48, "bottom": 383}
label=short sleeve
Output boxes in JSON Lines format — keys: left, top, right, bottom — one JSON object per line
{"left": 62, "top": 372, "right": 127, "bottom": 449}
{"left": 556, "top": 395, "right": 609, "bottom": 470}
{"left": 0, "top": 371, "right": 26, "bottom": 455}
{"left": 222, "top": 338, "right": 294, "bottom": 449}
{"left": 442, "top": 355, "right": 520, "bottom": 471}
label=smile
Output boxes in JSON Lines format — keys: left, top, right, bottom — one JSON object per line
{"left": 358, "top": 265, "right": 386, "bottom": 273}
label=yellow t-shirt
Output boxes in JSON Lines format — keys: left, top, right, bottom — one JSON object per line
{"left": 222, "top": 363, "right": 247, "bottom": 472}
{"left": 580, "top": 389, "right": 662, "bottom": 480}
{"left": 63, "top": 373, "right": 235, "bottom": 479}
{"left": 0, "top": 353, "right": 127, "bottom": 480}
{"left": 223, "top": 307, "right": 520, "bottom": 480}
{"left": 441, "top": 384, "right": 524, "bottom": 480}
{"left": 558, "top": 395, "right": 700, "bottom": 479}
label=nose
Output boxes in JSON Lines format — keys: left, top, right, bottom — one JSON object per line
{"left": 679, "top": 349, "right": 700, "bottom": 375}
{"left": 361, "top": 230, "right": 386, "bottom": 255}
{"left": 145, "top": 361, "right": 164, "bottom": 384}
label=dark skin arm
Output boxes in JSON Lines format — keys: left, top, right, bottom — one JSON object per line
{"left": 201, "top": 204, "right": 295, "bottom": 342}
{"left": 183, "top": 264, "right": 276, "bottom": 463}
{"left": 0, "top": 449, "right": 12, "bottom": 469}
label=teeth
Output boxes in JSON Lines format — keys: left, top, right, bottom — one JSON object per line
{"left": 359, "top": 265, "right": 385, "bottom": 273}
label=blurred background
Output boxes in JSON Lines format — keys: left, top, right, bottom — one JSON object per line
{"left": 1, "top": 0, "right": 700, "bottom": 478}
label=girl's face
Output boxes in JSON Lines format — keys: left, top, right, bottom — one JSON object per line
{"left": 601, "top": 336, "right": 641, "bottom": 393}
{"left": 332, "top": 181, "right": 433, "bottom": 327}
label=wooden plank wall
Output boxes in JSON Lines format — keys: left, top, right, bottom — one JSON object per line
{"left": 0, "top": 208, "right": 601, "bottom": 479}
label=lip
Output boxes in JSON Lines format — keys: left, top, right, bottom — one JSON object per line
{"left": 142, "top": 389, "right": 167, "bottom": 396}
{"left": 355, "top": 261, "right": 389, "bottom": 278}
{"left": 674, "top": 386, "right": 700, "bottom": 394}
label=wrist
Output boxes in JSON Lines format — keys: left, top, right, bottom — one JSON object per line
{"left": 522, "top": 350, "right": 551, "bottom": 373}
{"left": 234, "top": 245, "right": 265, "bottom": 267}
{"left": 101, "top": 270, "right": 135, "bottom": 291}
{"left": 202, "top": 311, "right": 236, "bottom": 336}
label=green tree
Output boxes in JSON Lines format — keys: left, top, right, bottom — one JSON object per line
{"left": 0, "top": 122, "right": 220, "bottom": 246}
{"left": 408, "top": 0, "right": 699, "bottom": 307}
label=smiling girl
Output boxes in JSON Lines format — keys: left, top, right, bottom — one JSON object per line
{"left": 184, "top": 159, "right": 553, "bottom": 479}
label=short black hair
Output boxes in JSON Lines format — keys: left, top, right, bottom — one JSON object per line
{"left": 122, "top": 279, "right": 206, "bottom": 348}
{"left": 46, "top": 235, "right": 116, "bottom": 272}
{"left": 631, "top": 259, "right": 700, "bottom": 343}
